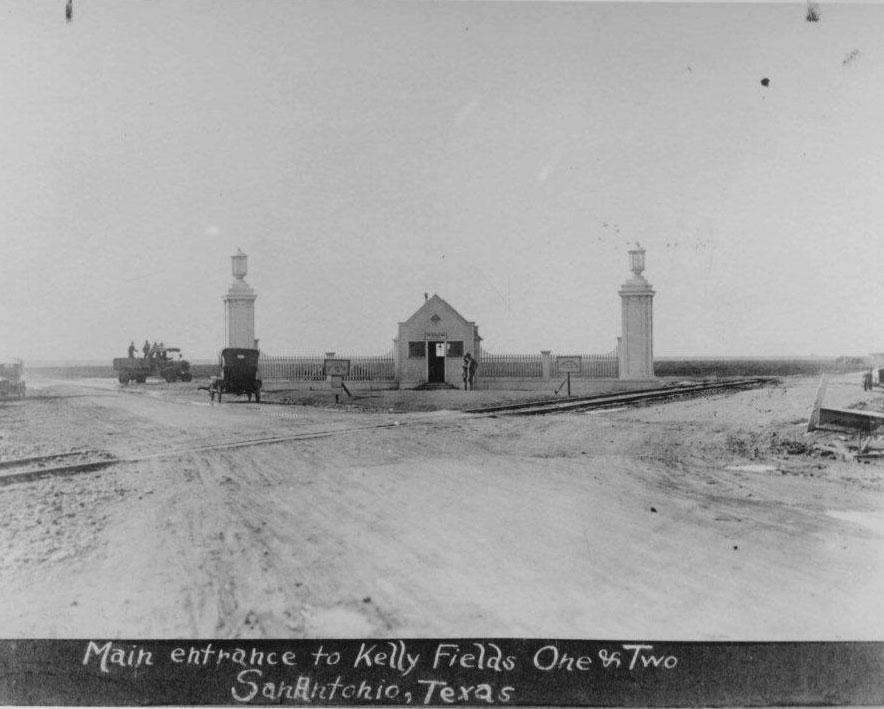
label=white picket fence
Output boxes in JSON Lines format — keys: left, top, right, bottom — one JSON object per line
{"left": 259, "top": 354, "right": 396, "bottom": 381}
{"left": 259, "top": 347, "right": 618, "bottom": 382}
{"left": 478, "top": 353, "right": 543, "bottom": 378}
{"left": 480, "top": 347, "right": 619, "bottom": 379}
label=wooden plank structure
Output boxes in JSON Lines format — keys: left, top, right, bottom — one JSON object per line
{"left": 816, "top": 407, "right": 884, "bottom": 433}
{"left": 806, "top": 374, "right": 884, "bottom": 436}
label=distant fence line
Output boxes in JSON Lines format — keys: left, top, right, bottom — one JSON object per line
{"left": 480, "top": 349, "right": 620, "bottom": 379}
{"left": 24, "top": 356, "right": 869, "bottom": 382}
{"left": 258, "top": 354, "right": 396, "bottom": 382}
{"left": 258, "top": 348, "right": 620, "bottom": 381}
{"left": 478, "top": 353, "right": 543, "bottom": 378}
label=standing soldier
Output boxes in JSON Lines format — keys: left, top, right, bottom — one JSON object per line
{"left": 142, "top": 340, "right": 151, "bottom": 360}
{"left": 128, "top": 341, "right": 136, "bottom": 359}
{"left": 468, "top": 354, "right": 479, "bottom": 391}
{"left": 462, "top": 354, "right": 472, "bottom": 391}
{"left": 864, "top": 369, "right": 874, "bottom": 392}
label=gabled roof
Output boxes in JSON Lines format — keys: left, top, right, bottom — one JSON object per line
{"left": 400, "top": 294, "right": 474, "bottom": 328}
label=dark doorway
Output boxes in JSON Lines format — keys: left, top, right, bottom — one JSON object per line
{"left": 427, "top": 341, "right": 446, "bottom": 383}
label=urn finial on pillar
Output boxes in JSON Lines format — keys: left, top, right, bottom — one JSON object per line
{"left": 629, "top": 244, "right": 646, "bottom": 278}
{"left": 619, "top": 246, "right": 655, "bottom": 380}
{"left": 223, "top": 249, "right": 258, "bottom": 349}
{"left": 232, "top": 248, "right": 248, "bottom": 280}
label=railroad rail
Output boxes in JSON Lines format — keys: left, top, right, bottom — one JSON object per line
{"left": 0, "top": 450, "right": 113, "bottom": 471}
{"left": 0, "top": 420, "right": 424, "bottom": 487}
{"left": 466, "top": 377, "right": 775, "bottom": 416}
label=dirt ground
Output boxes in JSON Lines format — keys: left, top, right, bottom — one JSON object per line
{"left": 0, "top": 373, "right": 882, "bottom": 641}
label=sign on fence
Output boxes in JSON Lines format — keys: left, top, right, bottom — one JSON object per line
{"left": 556, "top": 356, "right": 581, "bottom": 375}
{"left": 322, "top": 359, "right": 351, "bottom": 377}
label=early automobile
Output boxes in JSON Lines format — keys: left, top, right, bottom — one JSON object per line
{"left": 0, "top": 361, "right": 26, "bottom": 399}
{"left": 113, "top": 345, "right": 193, "bottom": 384}
{"left": 206, "top": 348, "right": 262, "bottom": 403}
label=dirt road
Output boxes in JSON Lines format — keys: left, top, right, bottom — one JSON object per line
{"left": 1, "top": 375, "right": 882, "bottom": 640}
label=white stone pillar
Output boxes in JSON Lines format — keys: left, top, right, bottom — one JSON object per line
{"left": 223, "top": 249, "right": 258, "bottom": 349}
{"left": 619, "top": 246, "right": 655, "bottom": 380}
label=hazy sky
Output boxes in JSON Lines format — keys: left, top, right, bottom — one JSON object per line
{"left": 2, "top": 1, "right": 883, "bottom": 361}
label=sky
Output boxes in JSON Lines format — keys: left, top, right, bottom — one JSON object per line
{"left": 2, "top": 1, "right": 883, "bottom": 361}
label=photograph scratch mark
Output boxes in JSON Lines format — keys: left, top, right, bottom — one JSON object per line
{"left": 843, "top": 49, "right": 861, "bottom": 67}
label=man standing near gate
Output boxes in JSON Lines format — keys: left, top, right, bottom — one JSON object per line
{"left": 463, "top": 353, "right": 478, "bottom": 390}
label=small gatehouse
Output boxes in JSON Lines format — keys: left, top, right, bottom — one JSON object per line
{"left": 393, "top": 295, "right": 482, "bottom": 389}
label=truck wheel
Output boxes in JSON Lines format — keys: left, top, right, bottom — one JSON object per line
{"left": 163, "top": 370, "right": 176, "bottom": 383}
{"left": 118, "top": 372, "right": 129, "bottom": 384}
{"left": 135, "top": 374, "right": 147, "bottom": 384}
{"left": 180, "top": 372, "right": 192, "bottom": 382}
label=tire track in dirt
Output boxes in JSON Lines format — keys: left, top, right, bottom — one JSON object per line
{"left": 143, "top": 443, "right": 406, "bottom": 638}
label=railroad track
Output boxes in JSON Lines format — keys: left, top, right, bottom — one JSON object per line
{"left": 465, "top": 377, "right": 776, "bottom": 416}
{"left": 0, "top": 420, "right": 422, "bottom": 487}
{"left": 0, "top": 450, "right": 119, "bottom": 485}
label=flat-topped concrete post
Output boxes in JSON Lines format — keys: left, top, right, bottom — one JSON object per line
{"left": 223, "top": 249, "right": 258, "bottom": 349}
{"left": 541, "top": 351, "right": 552, "bottom": 379}
{"left": 618, "top": 246, "right": 655, "bottom": 380}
